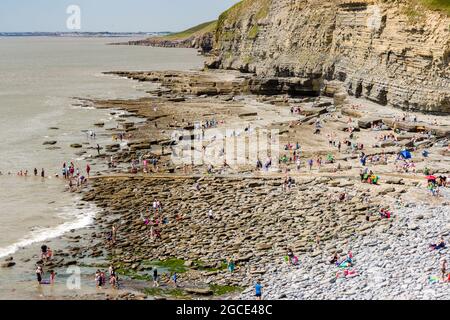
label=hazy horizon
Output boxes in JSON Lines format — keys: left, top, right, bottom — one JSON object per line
{"left": 0, "top": 0, "right": 240, "bottom": 33}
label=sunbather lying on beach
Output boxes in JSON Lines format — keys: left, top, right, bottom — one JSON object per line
{"left": 329, "top": 252, "right": 339, "bottom": 265}
{"left": 380, "top": 208, "right": 391, "bottom": 219}
{"left": 336, "top": 269, "right": 359, "bottom": 279}
{"left": 430, "top": 237, "right": 446, "bottom": 250}
{"left": 338, "top": 251, "right": 354, "bottom": 266}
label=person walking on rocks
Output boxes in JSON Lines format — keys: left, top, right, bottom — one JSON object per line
{"left": 153, "top": 199, "right": 158, "bottom": 214}
{"left": 440, "top": 259, "right": 447, "bottom": 281}
{"left": 228, "top": 259, "right": 235, "bottom": 273}
{"left": 255, "top": 281, "right": 262, "bottom": 300}
{"left": 109, "top": 265, "right": 115, "bottom": 278}
{"left": 287, "top": 248, "right": 294, "bottom": 265}
{"left": 172, "top": 272, "right": 178, "bottom": 287}
{"left": 153, "top": 268, "right": 159, "bottom": 287}
{"left": 95, "top": 270, "right": 101, "bottom": 288}
{"left": 112, "top": 224, "right": 119, "bottom": 244}
{"left": 308, "top": 159, "right": 313, "bottom": 171}
{"left": 156, "top": 200, "right": 162, "bottom": 213}
{"left": 86, "top": 164, "right": 91, "bottom": 177}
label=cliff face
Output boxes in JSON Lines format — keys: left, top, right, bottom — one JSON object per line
{"left": 210, "top": 0, "right": 450, "bottom": 114}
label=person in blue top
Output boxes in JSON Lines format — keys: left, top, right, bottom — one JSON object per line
{"left": 255, "top": 281, "right": 262, "bottom": 300}
{"left": 228, "top": 259, "right": 235, "bottom": 273}
{"left": 172, "top": 272, "right": 178, "bottom": 287}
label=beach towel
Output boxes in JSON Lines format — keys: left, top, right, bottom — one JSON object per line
{"left": 428, "top": 275, "right": 439, "bottom": 284}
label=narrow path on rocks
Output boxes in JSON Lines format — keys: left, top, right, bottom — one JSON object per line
{"left": 89, "top": 171, "right": 429, "bottom": 183}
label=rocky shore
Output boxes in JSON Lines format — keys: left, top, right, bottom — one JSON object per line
{"left": 240, "top": 192, "right": 450, "bottom": 300}
{"left": 2, "top": 67, "right": 448, "bottom": 300}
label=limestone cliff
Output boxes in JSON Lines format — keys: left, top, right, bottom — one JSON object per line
{"left": 209, "top": 0, "right": 450, "bottom": 114}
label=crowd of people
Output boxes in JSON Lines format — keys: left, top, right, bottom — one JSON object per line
{"left": 14, "top": 99, "right": 449, "bottom": 301}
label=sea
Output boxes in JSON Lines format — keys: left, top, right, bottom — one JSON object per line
{"left": 0, "top": 36, "right": 203, "bottom": 260}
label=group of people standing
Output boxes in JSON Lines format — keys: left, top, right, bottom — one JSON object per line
{"left": 35, "top": 245, "right": 56, "bottom": 285}
{"left": 95, "top": 265, "right": 119, "bottom": 289}
{"left": 61, "top": 162, "right": 90, "bottom": 191}
{"left": 14, "top": 168, "right": 46, "bottom": 177}
{"left": 35, "top": 265, "right": 56, "bottom": 285}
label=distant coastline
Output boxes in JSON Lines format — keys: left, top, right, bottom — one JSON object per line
{"left": 0, "top": 31, "right": 170, "bottom": 38}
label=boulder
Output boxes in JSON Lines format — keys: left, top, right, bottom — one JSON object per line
{"left": 1, "top": 261, "right": 15, "bottom": 268}
{"left": 184, "top": 260, "right": 194, "bottom": 267}
{"left": 43, "top": 141, "right": 57, "bottom": 145}
{"left": 385, "top": 178, "right": 404, "bottom": 185}
{"left": 358, "top": 118, "right": 382, "bottom": 129}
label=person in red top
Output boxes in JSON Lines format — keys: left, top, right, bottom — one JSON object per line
{"left": 347, "top": 250, "right": 353, "bottom": 259}
{"left": 86, "top": 164, "right": 91, "bottom": 177}
{"left": 380, "top": 209, "right": 392, "bottom": 219}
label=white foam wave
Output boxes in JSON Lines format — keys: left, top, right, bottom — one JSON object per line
{"left": 0, "top": 206, "right": 96, "bottom": 259}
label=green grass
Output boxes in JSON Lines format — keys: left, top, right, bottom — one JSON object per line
{"left": 247, "top": 25, "right": 260, "bottom": 40}
{"left": 401, "top": 0, "right": 450, "bottom": 22}
{"left": 116, "top": 268, "right": 152, "bottom": 281}
{"left": 243, "top": 55, "right": 254, "bottom": 65}
{"left": 146, "top": 258, "right": 188, "bottom": 274}
{"left": 255, "top": 0, "right": 271, "bottom": 20}
{"left": 216, "top": 0, "right": 272, "bottom": 43}
{"left": 210, "top": 284, "right": 244, "bottom": 296}
{"left": 157, "top": 20, "right": 217, "bottom": 41}
{"left": 143, "top": 285, "right": 242, "bottom": 298}
{"left": 420, "top": 0, "right": 450, "bottom": 16}
{"left": 194, "top": 260, "right": 228, "bottom": 272}
{"left": 221, "top": 30, "right": 236, "bottom": 41}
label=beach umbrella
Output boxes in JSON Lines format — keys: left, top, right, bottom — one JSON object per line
{"left": 426, "top": 175, "right": 437, "bottom": 180}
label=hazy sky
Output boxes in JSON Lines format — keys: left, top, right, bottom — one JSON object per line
{"left": 0, "top": 0, "right": 241, "bottom": 32}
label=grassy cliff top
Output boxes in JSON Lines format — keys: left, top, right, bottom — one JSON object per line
{"left": 156, "top": 20, "right": 217, "bottom": 41}
{"left": 216, "top": 0, "right": 271, "bottom": 42}
{"left": 419, "top": 0, "right": 450, "bottom": 15}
